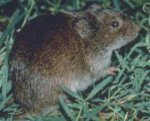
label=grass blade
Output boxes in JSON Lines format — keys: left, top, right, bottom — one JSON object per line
{"left": 86, "top": 77, "right": 113, "bottom": 101}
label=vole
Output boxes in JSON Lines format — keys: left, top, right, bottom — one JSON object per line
{"left": 9, "top": 4, "right": 140, "bottom": 117}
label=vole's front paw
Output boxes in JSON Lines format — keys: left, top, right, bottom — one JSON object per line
{"left": 107, "top": 66, "right": 118, "bottom": 75}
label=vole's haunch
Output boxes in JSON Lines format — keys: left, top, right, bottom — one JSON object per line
{"left": 9, "top": 4, "right": 140, "bottom": 117}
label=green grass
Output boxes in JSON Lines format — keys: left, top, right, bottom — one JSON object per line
{"left": 0, "top": 0, "right": 150, "bottom": 121}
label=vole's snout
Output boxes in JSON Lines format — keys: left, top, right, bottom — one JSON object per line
{"left": 122, "top": 14, "right": 140, "bottom": 31}
{"left": 124, "top": 18, "right": 140, "bottom": 39}
{"left": 119, "top": 12, "right": 140, "bottom": 35}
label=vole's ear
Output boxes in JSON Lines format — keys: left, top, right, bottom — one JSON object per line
{"left": 61, "top": 10, "right": 93, "bottom": 38}
{"left": 72, "top": 12, "right": 98, "bottom": 39}
{"left": 73, "top": 17, "right": 91, "bottom": 38}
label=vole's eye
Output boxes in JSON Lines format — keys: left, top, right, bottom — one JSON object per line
{"left": 111, "top": 21, "right": 119, "bottom": 28}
